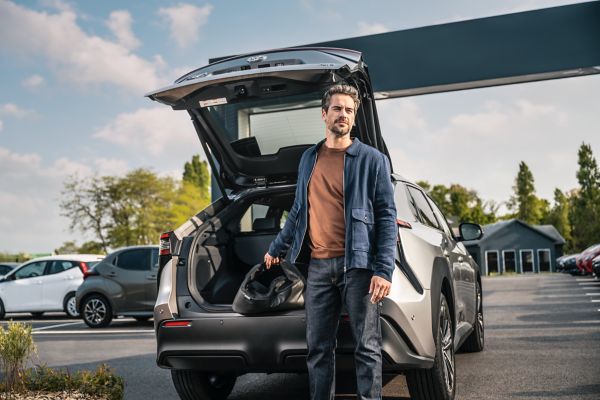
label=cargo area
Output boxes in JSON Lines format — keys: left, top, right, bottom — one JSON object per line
{"left": 187, "top": 189, "right": 308, "bottom": 306}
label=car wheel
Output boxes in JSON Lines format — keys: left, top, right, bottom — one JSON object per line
{"left": 0, "top": 299, "right": 6, "bottom": 320}
{"left": 406, "top": 293, "right": 455, "bottom": 400}
{"left": 461, "top": 280, "right": 485, "bottom": 353}
{"left": 133, "top": 316, "right": 151, "bottom": 322}
{"left": 63, "top": 293, "right": 79, "bottom": 318}
{"left": 31, "top": 312, "right": 44, "bottom": 318}
{"left": 171, "top": 370, "right": 236, "bottom": 400}
{"left": 82, "top": 295, "right": 113, "bottom": 328}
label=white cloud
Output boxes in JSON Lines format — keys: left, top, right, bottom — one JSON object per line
{"left": 22, "top": 74, "right": 45, "bottom": 89}
{"left": 0, "top": 147, "right": 132, "bottom": 252}
{"left": 0, "top": 1, "right": 165, "bottom": 94}
{"left": 377, "top": 99, "right": 427, "bottom": 131}
{"left": 357, "top": 21, "right": 390, "bottom": 36}
{"left": 93, "top": 107, "right": 197, "bottom": 156}
{"left": 106, "top": 10, "right": 141, "bottom": 50}
{"left": 157, "top": 3, "right": 213, "bottom": 48}
{"left": 93, "top": 158, "right": 130, "bottom": 176}
{"left": 379, "top": 87, "right": 597, "bottom": 207}
{"left": 1, "top": 103, "right": 31, "bottom": 118}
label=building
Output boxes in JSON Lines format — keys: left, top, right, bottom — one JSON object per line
{"left": 464, "top": 219, "right": 565, "bottom": 275}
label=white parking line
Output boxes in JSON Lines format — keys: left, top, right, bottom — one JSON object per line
{"left": 578, "top": 282, "right": 600, "bottom": 285}
{"left": 592, "top": 299, "right": 600, "bottom": 302}
{"left": 32, "top": 322, "right": 83, "bottom": 332}
{"left": 32, "top": 329, "right": 154, "bottom": 335}
{"left": 576, "top": 278, "right": 596, "bottom": 282}
{"left": 586, "top": 293, "right": 600, "bottom": 296}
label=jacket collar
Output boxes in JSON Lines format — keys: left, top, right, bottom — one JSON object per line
{"left": 313, "top": 137, "right": 362, "bottom": 156}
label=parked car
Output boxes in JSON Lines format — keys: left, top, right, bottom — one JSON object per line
{"left": 0, "top": 262, "right": 18, "bottom": 277}
{"left": 76, "top": 245, "right": 159, "bottom": 328}
{"left": 0, "top": 255, "right": 104, "bottom": 319}
{"left": 576, "top": 244, "right": 600, "bottom": 274}
{"left": 592, "top": 255, "right": 600, "bottom": 278}
{"left": 147, "top": 47, "right": 486, "bottom": 400}
{"left": 557, "top": 254, "right": 580, "bottom": 275}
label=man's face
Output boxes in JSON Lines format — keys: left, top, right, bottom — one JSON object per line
{"left": 322, "top": 94, "right": 356, "bottom": 137}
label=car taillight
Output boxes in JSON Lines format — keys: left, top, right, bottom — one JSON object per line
{"left": 81, "top": 262, "right": 99, "bottom": 280}
{"left": 160, "top": 232, "right": 171, "bottom": 256}
{"left": 79, "top": 262, "right": 89, "bottom": 275}
{"left": 162, "top": 320, "right": 191, "bottom": 328}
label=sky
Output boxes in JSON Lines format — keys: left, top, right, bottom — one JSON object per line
{"left": 0, "top": 0, "right": 598, "bottom": 253}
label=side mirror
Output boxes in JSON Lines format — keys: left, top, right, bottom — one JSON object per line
{"left": 459, "top": 222, "right": 483, "bottom": 241}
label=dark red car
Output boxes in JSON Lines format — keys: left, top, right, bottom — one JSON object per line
{"left": 576, "top": 244, "right": 600, "bottom": 274}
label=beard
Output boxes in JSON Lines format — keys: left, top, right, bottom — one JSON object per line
{"left": 329, "top": 119, "right": 351, "bottom": 137}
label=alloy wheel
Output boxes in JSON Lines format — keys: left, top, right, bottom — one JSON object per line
{"left": 84, "top": 298, "right": 107, "bottom": 325}
{"left": 440, "top": 299, "right": 455, "bottom": 394}
{"left": 67, "top": 296, "right": 79, "bottom": 317}
{"left": 476, "top": 281, "right": 484, "bottom": 347}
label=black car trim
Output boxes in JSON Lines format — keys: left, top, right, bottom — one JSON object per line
{"left": 395, "top": 243, "right": 424, "bottom": 295}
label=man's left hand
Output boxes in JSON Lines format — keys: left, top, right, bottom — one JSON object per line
{"left": 369, "top": 276, "right": 391, "bottom": 304}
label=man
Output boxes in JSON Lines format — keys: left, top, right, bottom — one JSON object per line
{"left": 264, "top": 84, "right": 397, "bottom": 400}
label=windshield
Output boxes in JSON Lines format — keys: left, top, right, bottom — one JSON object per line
{"left": 199, "top": 91, "right": 325, "bottom": 157}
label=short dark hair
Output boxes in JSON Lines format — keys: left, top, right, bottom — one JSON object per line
{"left": 321, "top": 84, "right": 360, "bottom": 112}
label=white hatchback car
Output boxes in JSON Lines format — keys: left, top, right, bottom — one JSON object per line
{"left": 0, "top": 254, "right": 104, "bottom": 318}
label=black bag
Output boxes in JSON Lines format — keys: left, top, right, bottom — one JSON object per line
{"left": 232, "top": 261, "right": 306, "bottom": 315}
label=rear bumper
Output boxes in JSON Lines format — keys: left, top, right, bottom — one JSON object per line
{"left": 156, "top": 311, "right": 433, "bottom": 373}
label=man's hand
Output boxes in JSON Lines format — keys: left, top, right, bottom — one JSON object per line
{"left": 369, "top": 275, "right": 391, "bottom": 304}
{"left": 264, "top": 252, "right": 281, "bottom": 269}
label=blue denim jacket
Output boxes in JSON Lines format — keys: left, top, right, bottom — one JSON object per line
{"left": 267, "top": 138, "right": 397, "bottom": 282}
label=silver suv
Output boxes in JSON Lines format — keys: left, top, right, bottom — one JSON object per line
{"left": 147, "top": 48, "right": 485, "bottom": 400}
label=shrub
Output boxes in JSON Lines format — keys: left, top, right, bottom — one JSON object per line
{"left": 25, "top": 364, "right": 124, "bottom": 400}
{"left": 0, "top": 322, "right": 36, "bottom": 393}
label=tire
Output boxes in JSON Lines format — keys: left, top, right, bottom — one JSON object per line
{"left": 63, "top": 293, "right": 79, "bottom": 318}
{"left": 133, "top": 316, "right": 151, "bottom": 322}
{"left": 171, "top": 370, "right": 236, "bottom": 400}
{"left": 0, "top": 299, "right": 6, "bottom": 320}
{"left": 31, "top": 312, "right": 44, "bottom": 318}
{"left": 461, "top": 280, "right": 485, "bottom": 353}
{"left": 406, "top": 293, "right": 456, "bottom": 400}
{"left": 82, "top": 294, "right": 113, "bottom": 328}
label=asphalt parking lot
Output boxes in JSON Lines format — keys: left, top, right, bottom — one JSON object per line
{"left": 2, "top": 273, "right": 599, "bottom": 400}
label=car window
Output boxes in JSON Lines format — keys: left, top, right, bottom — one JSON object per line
{"left": 426, "top": 197, "right": 453, "bottom": 237}
{"left": 15, "top": 261, "right": 47, "bottom": 279}
{"left": 394, "top": 183, "right": 419, "bottom": 222}
{"left": 47, "top": 260, "right": 78, "bottom": 275}
{"left": 151, "top": 248, "right": 159, "bottom": 269}
{"left": 407, "top": 187, "right": 441, "bottom": 230}
{"left": 116, "top": 249, "right": 151, "bottom": 271}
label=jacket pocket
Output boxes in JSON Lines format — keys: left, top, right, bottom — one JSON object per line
{"left": 351, "top": 208, "right": 374, "bottom": 251}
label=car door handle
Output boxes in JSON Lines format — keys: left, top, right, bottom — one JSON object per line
{"left": 107, "top": 272, "right": 117, "bottom": 277}
{"left": 147, "top": 275, "right": 157, "bottom": 280}
{"left": 458, "top": 256, "right": 464, "bottom": 262}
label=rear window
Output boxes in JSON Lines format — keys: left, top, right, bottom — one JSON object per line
{"left": 116, "top": 249, "right": 151, "bottom": 271}
{"left": 200, "top": 91, "right": 325, "bottom": 157}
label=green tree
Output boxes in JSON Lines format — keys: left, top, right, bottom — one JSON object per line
{"left": 543, "top": 188, "right": 573, "bottom": 252}
{"left": 61, "top": 169, "right": 177, "bottom": 251}
{"left": 418, "top": 181, "right": 497, "bottom": 226}
{"left": 183, "top": 155, "right": 210, "bottom": 198}
{"left": 507, "top": 161, "right": 543, "bottom": 224}
{"left": 570, "top": 143, "right": 600, "bottom": 251}
{"left": 54, "top": 241, "right": 79, "bottom": 254}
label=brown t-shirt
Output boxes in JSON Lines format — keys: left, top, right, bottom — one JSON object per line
{"left": 307, "top": 143, "right": 348, "bottom": 259}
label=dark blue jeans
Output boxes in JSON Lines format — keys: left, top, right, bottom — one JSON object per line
{"left": 305, "top": 256, "right": 382, "bottom": 400}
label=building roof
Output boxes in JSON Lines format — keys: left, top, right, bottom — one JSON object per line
{"left": 464, "top": 219, "right": 565, "bottom": 245}
{"left": 532, "top": 224, "right": 566, "bottom": 245}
